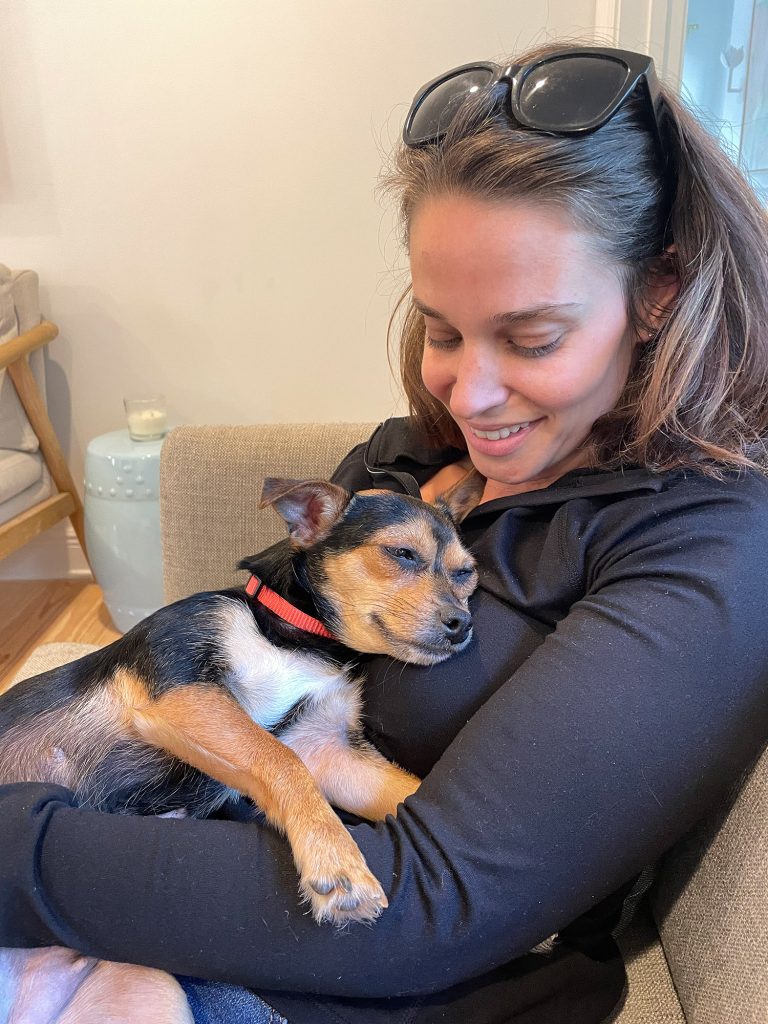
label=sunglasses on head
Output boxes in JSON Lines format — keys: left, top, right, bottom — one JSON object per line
{"left": 403, "top": 46, "right": 667, "bottom": 164}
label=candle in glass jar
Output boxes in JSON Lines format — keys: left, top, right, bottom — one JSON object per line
{"left": 124, "top": 396, "right": 167, "bottom": 441}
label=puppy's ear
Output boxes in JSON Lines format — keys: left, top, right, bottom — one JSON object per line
{"left": 259, "top": 478, "right": 351, "bottom": 547}
{"left": 435, "top": 468, "right": 485, "bottom": 523}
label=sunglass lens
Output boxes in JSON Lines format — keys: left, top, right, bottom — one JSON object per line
{"left": 407, "top": 67, "right": 495, "bottom": 144}
{"left": 518, "top": 56, "right": 629, "bottom": 132}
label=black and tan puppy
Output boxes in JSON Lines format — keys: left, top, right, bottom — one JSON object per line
{"left": 0, "top": 473, "right": 481, "bottom": 929}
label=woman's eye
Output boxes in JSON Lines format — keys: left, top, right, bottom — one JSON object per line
{"left": 426, "top": 335, "right": 461, "bottom": 351}
{"left": 508, "top": 335, "right": 563, "bottom": 358}
{"left": 426, "top": 333, "right": 563, "bottom": 356}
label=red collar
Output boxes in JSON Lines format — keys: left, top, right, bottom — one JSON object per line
{"left": 245, "top": 574, "right": 335, "bottom": 639}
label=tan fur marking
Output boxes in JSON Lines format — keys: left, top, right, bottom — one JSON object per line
{"left": 417, "top": 460, "right": 473, "bottom": 504}
{"left": 120, "top": 679, "right": 387, "bottom": 923}
{"left": 124, "top": 680, "right": 326, "bottom": 821}
{"left": 361, "top": 465, "right": 485, "bottom": 521}
{"left": 110, "top": 667, "right": 152, "bottom": 716}
{"left": 434, "top": 466, "right": 486, "bottom": 521}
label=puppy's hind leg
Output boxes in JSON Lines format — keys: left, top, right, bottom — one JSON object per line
{"left": 278, "top": 685, "right": 420, "bottom": 822}
{"left": 0, "top": 947, "right": 96, "bottom": 1024}
{"left": 55, "top": 961, "right": 193, "bottom": 1024}
{"left": 0, "top": 948, "right": 192, "bottom": 1024}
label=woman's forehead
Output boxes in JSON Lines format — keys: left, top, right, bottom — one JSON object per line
{"left": 409, "top": 195, "right": 617, "bottom": 316}
{"left": 410, "top": 195, "right": 599, "bottom": 261}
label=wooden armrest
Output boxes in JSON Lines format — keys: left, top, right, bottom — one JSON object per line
{"left": 0, "top": 320, "right": 58, "bottom": 371}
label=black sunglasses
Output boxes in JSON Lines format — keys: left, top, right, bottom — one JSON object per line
{"left": 403, "top": 47, "right": 666, "bottom": 163}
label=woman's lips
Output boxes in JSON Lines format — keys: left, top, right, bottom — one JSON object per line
{"left": 465, "top": 418, "right": 543, "bottom": 456}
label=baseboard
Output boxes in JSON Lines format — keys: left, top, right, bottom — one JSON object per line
{"left": 0, "top": 521, "right": 92, "bottom": 581}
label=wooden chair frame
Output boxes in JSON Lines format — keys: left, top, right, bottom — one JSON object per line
{"left": 0, "top": 321, "right": 88, "bottom": 564}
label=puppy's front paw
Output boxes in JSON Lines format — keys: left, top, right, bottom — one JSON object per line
{"left": 301, "top": 860, "right": 388, "bottom": 926}
{"left": 293, "top": 821, "right": 387, "bottom": 926}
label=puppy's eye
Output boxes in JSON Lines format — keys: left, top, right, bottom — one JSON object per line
{"left": 452, "top": 566, "right": 475, "bottom": 581}
{"left": 385, "top": 546, "right": 420, "bottom": 567}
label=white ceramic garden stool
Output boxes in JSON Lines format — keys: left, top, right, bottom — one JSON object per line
{"left": 84, "top": 428, "right": 165, "bottom": 632}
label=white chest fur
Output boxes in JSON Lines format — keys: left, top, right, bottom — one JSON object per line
{"left": 214, "top": 597, "right": 354, "bottom": 729}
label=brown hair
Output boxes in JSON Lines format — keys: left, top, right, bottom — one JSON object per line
{"left": 383, "top": 43, "right": 768, "bottom": 475}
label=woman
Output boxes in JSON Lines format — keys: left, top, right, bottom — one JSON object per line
{"left": 2, "top": 44, "right": 768, "bottom": 1024}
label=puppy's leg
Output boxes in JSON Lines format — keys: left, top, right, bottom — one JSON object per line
{"left": 121, "top": 675, "right": 388, "bottom": 926}
{"left": 287, "top": 727, "right": 421, "bottom": 821}
{"left": 279, "top": 686, "right": 420, "bottom": 821}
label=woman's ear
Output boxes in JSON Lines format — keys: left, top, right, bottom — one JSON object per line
{"left": 637, "top": 245, "right": 680, "bottom": 342}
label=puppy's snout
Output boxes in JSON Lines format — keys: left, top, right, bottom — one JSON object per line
{"left": 438, "top": 605, "right": 472, "bottom": 646}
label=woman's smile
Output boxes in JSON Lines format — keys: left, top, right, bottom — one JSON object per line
{"left": 465, "top": 418, "right": 544, "bottom": 457}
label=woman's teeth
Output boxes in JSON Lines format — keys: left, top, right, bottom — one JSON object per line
{"left": 472, "top": 423, "right": 531, "bottom": 440}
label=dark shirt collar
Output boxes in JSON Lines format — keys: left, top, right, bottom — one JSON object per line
{"left": 364, "top": 417, "right": 667, "bottom": 510}
{"left": 363, "top": 418, "right": 461, "bottom": 498}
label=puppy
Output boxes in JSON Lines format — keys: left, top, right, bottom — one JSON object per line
{"left": 0, "top": 473, "right": 482, "bottom": 1023}
{"left": 0, "top": 473, "right": 482, "bottom": 929}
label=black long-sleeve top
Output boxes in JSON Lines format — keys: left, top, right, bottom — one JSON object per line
{"left": 2, "top": 417, "right": 768, "bottom": 1024}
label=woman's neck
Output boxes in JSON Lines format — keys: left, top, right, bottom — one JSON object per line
{"left": 479, "top": 449, "right": 593, "bottom": 503}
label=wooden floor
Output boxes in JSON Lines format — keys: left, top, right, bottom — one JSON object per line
{"left": 0, "top": 580, "right": 121, "bottom": 693}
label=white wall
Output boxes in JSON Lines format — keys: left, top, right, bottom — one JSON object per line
{"left": 0, "top": 0, "right": 605, "bottom": 578}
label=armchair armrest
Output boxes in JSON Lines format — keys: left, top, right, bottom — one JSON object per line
{"left": 0, "top": 321, "right": 58, "bottom": 371}
{"left": 651, "top": 743, "right": 768, "bottom": 1023}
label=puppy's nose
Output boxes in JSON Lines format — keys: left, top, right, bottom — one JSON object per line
{"left": 438, "top": 605, "right": 472, "bottom": 645}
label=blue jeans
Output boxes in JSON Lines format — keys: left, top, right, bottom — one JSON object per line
{"left": 177, "top": 977, "right": 288, "bottom": 1024}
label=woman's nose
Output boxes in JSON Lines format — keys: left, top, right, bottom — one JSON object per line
{"left": 448, "top": 343, "right": 510, "bottom": 420}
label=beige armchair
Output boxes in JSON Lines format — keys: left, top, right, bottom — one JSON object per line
{"left": 14, "top": 422, "right": 767, "bottom": 1023}
{"left": 159, "top": 424, "right": 767, "bottom": 1024}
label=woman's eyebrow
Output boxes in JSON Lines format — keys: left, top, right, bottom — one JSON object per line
{"left": 412, "top": 298, "right": 582, "bottom": 323}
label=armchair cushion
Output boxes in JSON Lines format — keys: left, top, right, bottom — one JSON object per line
{"left": 0, "top": 449, "right": 44, "bottom": 504}
{"left": 0, "top": 462, "right": 52, "bottom": 527}
{"left": 0, "top": 264, "right": 47, "bottom": 453}
{"left": 0, "top": 264, "right": 58, "bottom": 529}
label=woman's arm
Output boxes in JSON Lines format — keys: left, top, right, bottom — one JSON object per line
{"left": 1, "top": 476, "right": 767, "bottom": 998}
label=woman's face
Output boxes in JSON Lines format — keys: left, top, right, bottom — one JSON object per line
{"left": 411, "top": 195, "right": 638, "bottom": 499}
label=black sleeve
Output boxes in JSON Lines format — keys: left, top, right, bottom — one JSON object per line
{"left": 1, "top": 478, "right": 767, "bottom": 999}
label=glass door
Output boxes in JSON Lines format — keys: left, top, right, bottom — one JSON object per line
{"left": 682, "top": 0, "right": 768, "bottom": 202}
